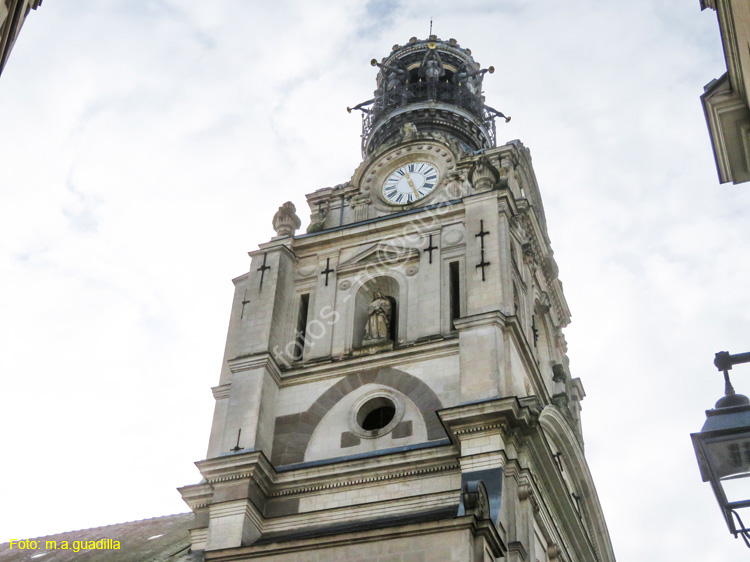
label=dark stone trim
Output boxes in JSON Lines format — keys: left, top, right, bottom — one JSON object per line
{"left": 275, "top": 439, "right": 451, "bottom": 472}
{"left": 392, "top": 420, "right": 413, "bottom": 439}
{"left": 340, "top": 431, "right": 361, "bottom": 448}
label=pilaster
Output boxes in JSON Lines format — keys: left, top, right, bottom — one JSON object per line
{"left": 307, "top": 251, "right": 340, "bottom": 360}
{"left": 417, "top": 229, "right": 442, "bottom": 338}
{"left": 183, "top": 452, "right": 275, "bottom": 551}
{"left": 213, "top": 354, "right": 281, "bottom": 458}
{"left": 463, "top": 191, "right": 504, "bottom": 316}
{"left": 454, "top": 311, "right": 508, "bottom": 401}
{"left": 440, "top": 397, "right": 538, "bottom": 562}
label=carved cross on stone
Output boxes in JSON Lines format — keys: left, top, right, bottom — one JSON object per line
{"left": 257, "top": 252, "right": 271, "bottom": 288}
{"left": 423, "top": 234, "right": 438, "bottom": 264}
{"left": 240, "top": 289, "right": 251, "bottom": 320}
{"left": 321, "top": 257, "right": 334, "bottom": 287}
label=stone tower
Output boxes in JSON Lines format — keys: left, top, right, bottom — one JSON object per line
{"left": 178, "top": 36, "right": 616, "bottom": 562}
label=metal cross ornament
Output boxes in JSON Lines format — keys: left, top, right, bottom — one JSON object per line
{"left": 475, "top": 220, "right": 491, "bottom": 281}
{"left": 321, "top": 257, "right": 335, "bottom": 286}
{"left": 423, "top": 234, "right": 438, "bottom": 264}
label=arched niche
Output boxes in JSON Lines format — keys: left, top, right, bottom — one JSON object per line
{"left": 352, "top": 275, "right": 402, "bottom": 349}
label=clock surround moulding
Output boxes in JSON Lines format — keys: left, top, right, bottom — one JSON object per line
{"left": 355, "top": 138, "right": 458, "bottom": 213}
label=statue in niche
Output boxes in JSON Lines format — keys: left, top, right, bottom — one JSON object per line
{"left": 364, "top": 291, "right": 392, "bottom": 343}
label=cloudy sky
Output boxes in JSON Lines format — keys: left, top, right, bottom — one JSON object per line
{"left": 2, "top": 1, "right": 750, "bottom": 559}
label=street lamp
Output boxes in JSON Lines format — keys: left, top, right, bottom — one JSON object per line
{"left": 691, "top": 351, "right": 750, "bottom": 547}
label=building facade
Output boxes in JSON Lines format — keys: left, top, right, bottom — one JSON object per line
{"left": 0, "top": 0, "right": 42, "bottom": 77}
{"left": 701, "top": 0, "right": 750, "bottom": 185}
{"left": 178, "top": 36, "right": 616, "bottom": 562}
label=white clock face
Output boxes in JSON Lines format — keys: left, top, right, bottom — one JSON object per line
{"left": 382, "top": 162, "right": 439, "bottom": 205}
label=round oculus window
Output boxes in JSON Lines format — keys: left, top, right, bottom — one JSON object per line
{"left": 358, "top": 397, "right": 396, "bottom": 431}
{"left": 348, "top": 390, "right": 405, "bottom": 439}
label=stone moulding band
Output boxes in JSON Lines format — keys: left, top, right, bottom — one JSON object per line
{"left": 271, "top": 461, "right": 460, "bottom": 497}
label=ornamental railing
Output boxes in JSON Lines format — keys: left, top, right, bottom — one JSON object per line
{"left": 359, "top": 80, "right": 501, "bottom": 152}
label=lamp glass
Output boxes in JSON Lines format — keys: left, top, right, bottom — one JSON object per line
{"left": 704, "top": 434, "right": 750, "bottom": 480}
{"left": 720, "top": 474, "right": 750, "bottom": 505}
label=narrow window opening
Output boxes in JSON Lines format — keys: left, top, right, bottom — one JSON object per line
{"left": 387, "top": 296, "right": 398, "bottom": 344}
{"left": 449, "top": 261, "right": 461, "bottom": 328}
{"left": 294, "top": 294, "right": 310, "bottom": 361}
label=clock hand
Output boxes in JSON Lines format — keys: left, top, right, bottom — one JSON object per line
{"left": 404, "top": 171, "right": 420, "bottom": 197}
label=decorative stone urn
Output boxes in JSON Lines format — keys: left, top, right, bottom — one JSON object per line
{"left": 272, "top": 201, "right": 301, "bottom": 237}
{"left": 469, "top": 155, "right": 499, "bottom": 192}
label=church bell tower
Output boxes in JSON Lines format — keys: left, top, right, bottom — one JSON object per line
{"left": 179, "top": 36, "right": 616, "bottom": 562}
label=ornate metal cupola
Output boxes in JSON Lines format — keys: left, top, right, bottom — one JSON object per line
{"left": 350, "top": 35, "right": 509, "bottom": 156}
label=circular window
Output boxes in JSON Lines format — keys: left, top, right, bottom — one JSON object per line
{"left": 358, "top": 397, "right": 396, "bottom": 430}
{"left": 348, "top": 389, "right": 405, "bottom": 439}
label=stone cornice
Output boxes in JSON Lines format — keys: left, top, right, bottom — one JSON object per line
{"left": 231, "top": 271, "right": 249, "bottom": 286}
{"left": 205, "top": 514, "right": 505, "bottom": 561}
{"left": 714, "top": 0, "right": 747, "bottom": 101}
{"left": 279, "top": 336, "right": 459, "bottom": 386}
{"left": 250, "top": 242, "right": 297, "bottom": 261}
{"left": 452, "top": 310, "right": 507, "bottom": 331}
{"left": 439, "top": 396, "right": 539, "bottom": 447}
{"left": 194, "top": 450, "right": 276, "bottom": 496}
{"left": 272, "top": 446, "right": 459, "bottom": 497}
{"left": 273, "top": 461, "right": 459, "bottom": 498}
{"left": 177, "top": 481, "right": 214, "bottom": 511}
{"left": 211, "top": 384, "right": 231, "bottom": 400}
{"left": 227, "top": 352, "right": 283, "bottom": 385}
{"left": 191, "top": 441, "right": 460, "bottom": 505}
{"left": 292, "top": 200, "right": 465, "bottom": 251}
{"left": 702, "top": 73, "right": 750, "bottom": 184}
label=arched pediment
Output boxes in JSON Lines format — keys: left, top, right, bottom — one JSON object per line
{"left": 538, "top": 405, "right": 616, "bottom": 562}
{"left": 272, "top": 367, "right": 445, "bottom": 466}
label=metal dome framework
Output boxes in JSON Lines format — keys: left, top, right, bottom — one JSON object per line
{"left": 350, "top": 36, "right": 510, "bottom": 156}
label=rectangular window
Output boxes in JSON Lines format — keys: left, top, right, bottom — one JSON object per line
{"left": 449, "top": 261, "right": 461, "bottom": 329}
{"left": 294, "top": 293, "right": 310, "bottom": 360}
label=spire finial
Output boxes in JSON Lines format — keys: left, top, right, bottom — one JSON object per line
{"left": 429, "top": 18, "right": 433, "bottom": 36}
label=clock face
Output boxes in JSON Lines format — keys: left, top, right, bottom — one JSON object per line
{"left": 382, "top": 162, "right": 439, "bottom": 205}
